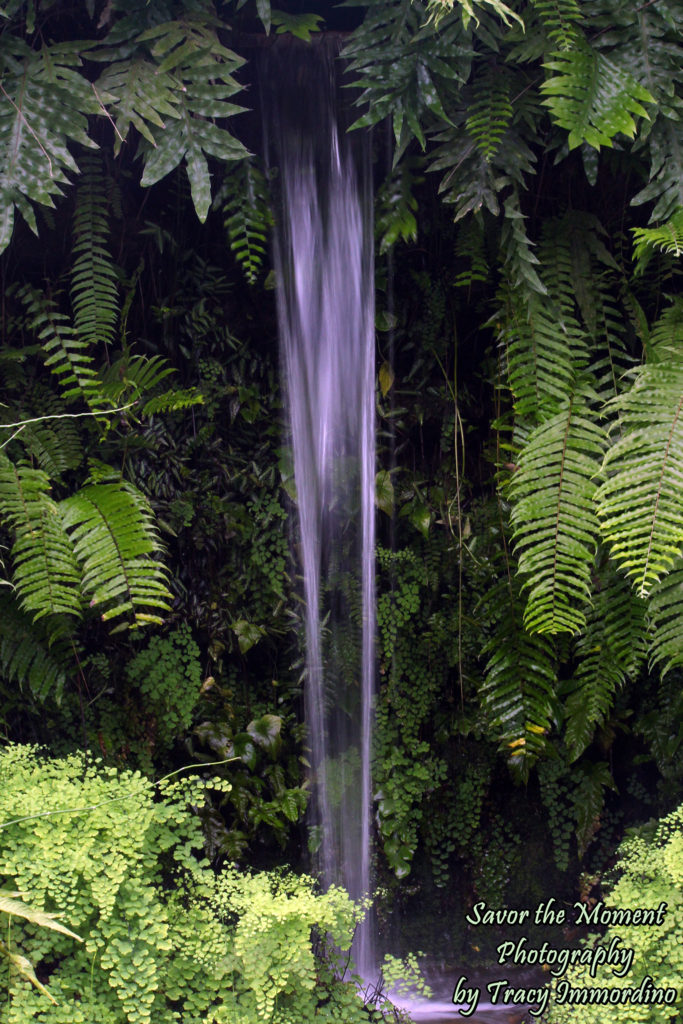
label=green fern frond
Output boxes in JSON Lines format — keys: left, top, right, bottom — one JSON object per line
{"left": 217, "top": 159, "right": 273, "bottom": 283}
{"left": 465, "top": 66, "right": 514, "bottom": 162}
{"left": 14, "top": 417, "right": 83, "bottom": 479}
{"left": 99, "top": 353, "right": 176, "bottom": 406}
{"left": 135, "top": 18, "right": 249, "bottom": 221}
{"left": 632, "top": 207, "right": 683, "bottom": 276}
{"left": 499, "top": 291, "right": 584, "bottom": 421}
{"left": 499, "top": 191, "right": 547, "bottom": 300}
{"left": 0, "top": 595, "right": 72, "bottom": 699}
{"left": 509, "top": 389, "right": 606, "bottom": 634}
{"left": 0, "top": 456, "right": 82, "bottom": 620}
{"left": 648, "top": 296, "right": 683, "bottom": 353}
{"left": 480, "top": 577, "right": 558, "bottom": 781}
{"left": 563, "top": 567, "right": 647, "bottom": 760}
{"left": 19, "top": 286, "right": 100, "bottom": 406}
{"left": 541, "top": 44, "right": 654, "bottom": 151}
{"left": 344, "top": 0, "right": 472, "bottom": 153}
{"left": 632, "top": 121, "right": 683, "bottom": 223}
{"left": 647, "top": 557, "right": 683, "bottom": 674}
{"left": 454, "top": 215, "right": 488, "bottom": 291}
{"left": 530, "top": 0, "right": 582, "bottom": 51}
{"left": 595, "top": 352, "right": 683, "bottom": 596}
{"left": 376, "top": 158, "right": 422, "bottom": 253}
{"left": 59, "top": 482, "right": 171, "bottom": 628}
{"left": 71, "top": 155, "right": 119, "bottom": 350}
{"left": 430, "top": 124, "right": 536, "bottom": 221}
{"left": 427, "top": 0, "right": 523, "bottom": 30}
{"left": 142, "top": 388, "right": 203, "bottom": 416}
{"left": 0, "top": 38, "right": 100, "bottom": 252}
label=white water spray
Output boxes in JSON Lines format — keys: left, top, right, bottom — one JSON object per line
{"left": 266, "top": 44, "right": 376, "bottom": 976}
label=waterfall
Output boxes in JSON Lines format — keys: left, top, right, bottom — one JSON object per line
{"left": 263, "top": 42, "right": 376, "bottom": 976}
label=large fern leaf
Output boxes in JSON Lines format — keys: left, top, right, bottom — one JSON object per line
{"left": 216, "top": 159, "right": 273, "bottom": 283}
{"left": 632, "top": 207, "right": 683, "bottom": 275}
{"left": 0, "top": 39, "right": 99, "bottom": 252}
{"left": 632, "top": 121, "right": 683, "bottom": 223}
{"left": 595, "top": 352, "right": 683, "bottom": 596}
{"left": 344, "top": 0, "right": 472, "bottom": 154}
{"left": 59, "top": 482, "right": 171, "bottom": 628}
{"left": 136, "top": 18, "right": 249, "bottom": 221}
{"left": 0, "top": 456, "right": 82, "bottom": 620}
{"left": 563, "top": 566, "right": 647, "bottom": 760}
{"left": 71, "top": 156, "right": 119, "bottom": 350}
{"left": 647, "top": 556, "right": 683, "bottom": 674}
{"left": 509, "top": 389, "right": 606, "bottom": 634}
{"left": 19, "top": 287, "right": 100, "bottom": 406}
{"left": 540, "top": 44, "right": 653, "bottom": 151}
{"left": 479, "top": 577, "right": 558, "bottom": 781}
{"left": 0, "top": 596, "right": 71, "bottom": 699}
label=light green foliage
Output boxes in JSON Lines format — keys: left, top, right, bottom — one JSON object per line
{"left": 0, "top": 745, "right": 373, "bottom": 1024}
{"left": 552, "top": 803, "right": 683, "bottom": 1024}
{"left": 632, "top": 208, "right": 683, "bottom": 274}
{"left": 540, "top": 45, "right": 654, "bottom": 151}
{"left": 216, "top": 159, "right": 273, "bottom": 284}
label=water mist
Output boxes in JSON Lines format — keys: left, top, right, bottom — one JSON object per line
{"left": 263, "top": 43, "right": 376, "bottom": 977}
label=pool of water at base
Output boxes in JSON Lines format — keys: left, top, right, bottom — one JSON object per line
{"left": 388, "top": 965, "right": 548, "bottom": 1024}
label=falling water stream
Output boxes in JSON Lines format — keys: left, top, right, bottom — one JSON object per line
{"left": 264, "top": 42, "right": 376, "bottom": 978}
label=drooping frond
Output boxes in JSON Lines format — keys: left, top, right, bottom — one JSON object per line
{"left": 479, "top": 576, "right": 558, "bottom": 781}
{"left": 499, "top": 291, "right": 581, "bottom": 421}
{"left": 648, "top": 296, "right": 683, "bottom": 352}
{"left": 71, "top": 154, "right": 119, "bottom": 350}
{"left": 375, "top": 158, "right": 422, "bottom": 253}
{"left": 216, "top": 158, "right": 273, "bottom": 283}
{"left": 0, "top": 455, "right": 82, "bottom": 620}
{"left": 540, "top": 44, "right": 654, "bottom": 151}
{"left": 509, "top": 388, "right": 606, "bottom": 634}
{"left": 97, "top": 353, "right": 202, "bottom": 416}
{"left": 631, "top": 120, "right": 683, "bottom": 223}
{"left": 429, "top": 121, "right": 536, "bottom": 222}
{"left": 499, "top": 190, "right": 547, "bottom": 300}
{"left": 595, "top": 352, "right": 683, "bottom": 596}
{"left": 343, "top": 0, "right": 472, "bottom": 153}
{"left": 647, "top": 558, "right": 683, "bottom": 674}
{"left": 19, "top": 286, "right": 100, "bottom": 406}
{"left": 0, "top": 595, "right": 72, "bottom": 699}
{"left": 13, "top": 416, "right": 83, "bottom": 480}
{"left": 632, "top": 208, "right": 683, "bottom": 276}
{"left": 135, "top": 19, "right": 249, "bottom": 221}
{"left": 563, "top": 566, "right": 647, "bottom": 760}
{"left": 465, "top": 65, "right": 514, "bottom": 163}
{"left": 59, "top": 482, "right": 171, "bottom": 628}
